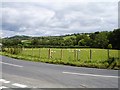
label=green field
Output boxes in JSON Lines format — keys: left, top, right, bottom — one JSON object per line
{"left": 1, "top": 48, "right": 120, "bottom": 69}
{"left": 20, "top": 48, "right": 119, "bottom": 61}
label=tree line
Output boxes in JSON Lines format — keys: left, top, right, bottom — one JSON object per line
{"left": 1, "top": 28, "right": 120, "bottom": 49}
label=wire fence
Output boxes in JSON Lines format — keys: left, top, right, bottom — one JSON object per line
{"left": 2, "top": 47, "right": 119, "bottom": 62}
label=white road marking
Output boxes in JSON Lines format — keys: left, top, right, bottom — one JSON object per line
{"left": 0, "top": 79, "right": 28, "bottom": 88}
{"left": 0, "top": 86, "right": 8, "bottom": 89}
{"left": 12, "top": 83, "right": 27, "bottom": 88}
{"left": 62, "top": 72, "right": 119, "bottom": 78}
{"left": 0, "top": 79, "right": 10, "bottom": 83}
{"left": 0, "top": 62, "right": 23, "bottom": 68}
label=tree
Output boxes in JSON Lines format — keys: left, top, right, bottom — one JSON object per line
{"left": 64, "top": 38, "right": 73, "bottom": 46}
{"left": 31, "top": 39, "right": 39, "bottom": 45}
{"left": 109, "top": 28, "right": 120, "bottom": 49}
{"left": 70, "top": 37, "right": 77, "bottom": 46}
{"left": 92, "top": 32, "right": 109, "bottom": 48}
{"left": 78, "top": 39, "right": 86, "bottom": 46}
{"left": 2, "top": 39, "right": 21, "bottom": 46}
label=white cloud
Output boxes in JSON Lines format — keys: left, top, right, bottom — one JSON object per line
{"left": 1, "top": 2, "right": 118, "bottom": 37}
{"left": 2, "top": 0, "right": 119, "bottom": 3}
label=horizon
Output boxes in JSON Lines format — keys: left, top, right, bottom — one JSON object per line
{"left": 2, "top": 29, "right": 118, "bottom": 39}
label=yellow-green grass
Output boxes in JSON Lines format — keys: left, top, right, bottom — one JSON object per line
{"left": 18, "top": 48, "right": 119, "bottom": 62}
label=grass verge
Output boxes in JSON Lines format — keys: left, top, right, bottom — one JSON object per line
{"left": 0, "top": 52, "right": 120, "bottom": 70}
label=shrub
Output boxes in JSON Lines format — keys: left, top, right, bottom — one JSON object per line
{"left": 108, "top": 44, "right": 112, "bottom": 49}
{"left": 5, "top": 47, "right": 23, "bottom": 55}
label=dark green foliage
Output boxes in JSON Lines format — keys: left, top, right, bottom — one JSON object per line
{"left": 107, "top": 57, "right": 120, "bottom": 69}
{"left": 92, "top": 32, "right": 109, "bottom": 48}
{"left": 108, "top": 44, "right": 112, "bottom": 49}
{"left": 109, "top": 29, "right": 120, "bottom": 49}
{"left": 1, "top": 28, "right": 120, "bottom": 49}
{"left": 4, "top": 47, "right": 23, "bottom": 55}
{"left": 2, "top": 39, "right": 22, "bottom": 46}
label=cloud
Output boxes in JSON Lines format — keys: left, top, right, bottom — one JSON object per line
{"left": 1, "top": 2, "right": 118, "bottom": 37}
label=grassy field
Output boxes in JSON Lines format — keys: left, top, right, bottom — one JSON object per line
{"left": 1, "top": 48, "right": 120, "bottom": 69}
{"left": 20, "top": 48, "right": 119, "bottom": 61}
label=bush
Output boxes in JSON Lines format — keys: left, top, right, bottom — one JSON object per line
{"left": 108, "top": 44, "right": 112, "bottom": 49}
{"left": 5, "top": 47, "right": 23, "bottom": 55}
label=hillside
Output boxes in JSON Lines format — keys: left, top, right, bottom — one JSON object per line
{"left": 1, "top": 29, "right": 120, "bottom": 50}
{"left": 7, "top": 35, "right": 32, "bottom": 40}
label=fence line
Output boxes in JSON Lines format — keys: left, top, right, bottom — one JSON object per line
{"left": 2, "top": 47, "right": 119, "bottom": 62}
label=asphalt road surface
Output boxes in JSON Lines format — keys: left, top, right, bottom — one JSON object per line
{"left": 0, "top": 55, "right": 119, "bottom": 89}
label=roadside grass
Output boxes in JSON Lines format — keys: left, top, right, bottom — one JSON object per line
{"left": 0, "top": 48, "right": 120, "bottom": 69}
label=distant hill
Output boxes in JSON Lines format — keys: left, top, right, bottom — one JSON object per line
{"left": 5, "top": 34, "right": 77, "bottom": 40}
{"left": 5, "top": 35, "right": 32, "bottom": 40}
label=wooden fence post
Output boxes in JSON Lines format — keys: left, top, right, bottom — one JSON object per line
{"left": 108, "top": 49, "right": 109, "bottom": 59}
{"left": 39, "top": 48, "right": 41, "bottom": 60}
{"left": 74, "top": 49, "right": 76, "bottom": 61}
{"left": 77, "top": 50, "right": 80, "bottom": 61}
{"left": 10, "top": 46, "right": 12, "bottom": 57}
{"left": 90, "top": 49, "right": 92, "bottom": 60}
{"left": 21, "top": 46, "right": 24, "bottom": 58}
{"left": 48, "top": 48, "right": 51, "bottom": 59}
{"left": 60, "top": 49, "right": 63, "bottom": 60}
{"left": 31, "top": 47, "right": 33, "bottom": 60}
{"left": 8, "top": 47, "right": 10, "bottom": 55}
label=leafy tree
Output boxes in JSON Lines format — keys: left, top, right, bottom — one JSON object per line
{"left": 64, "top": 38, "right": 73, "bottom": 46}
{"left": 109, "top": 29, "right": 120, "bottom": 49}
{"left": 78, "top": 39, "right": 86, "bottom": 46}
{"left": 2, "top": 39, "right": 21, "bottom": 46}
{"left": 31, "top": 39, "right": 39, "bottom": 45}
{"left": 92, "top": 32, "right": 109, "bottom": 48}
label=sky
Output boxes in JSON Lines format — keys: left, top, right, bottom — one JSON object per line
{"left": 1, "top": 0, "right": 118, "bottom": 38}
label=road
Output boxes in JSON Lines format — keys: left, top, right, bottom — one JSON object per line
{"left": 0, "top": 55, "right": 119, "bottom": 89}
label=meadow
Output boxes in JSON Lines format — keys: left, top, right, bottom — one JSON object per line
{"left": 1, "top": 48, "right": 120, "bottom": 69}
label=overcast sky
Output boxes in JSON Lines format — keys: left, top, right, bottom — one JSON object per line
{"left": 1, "top": 1, "right": 118, "bottom": 37}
